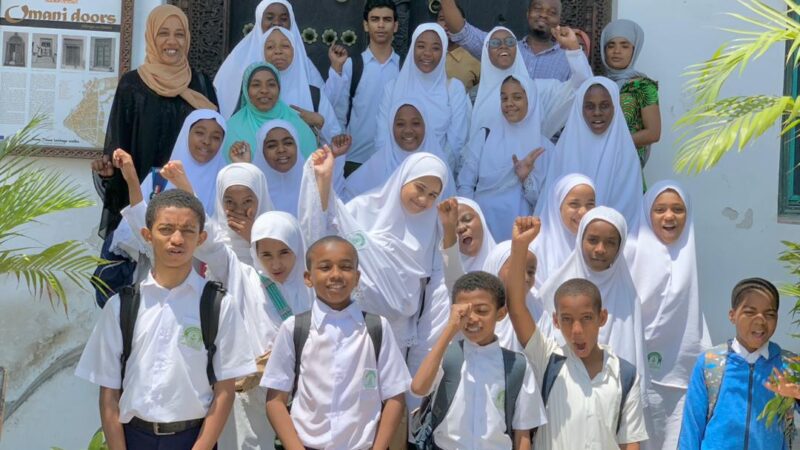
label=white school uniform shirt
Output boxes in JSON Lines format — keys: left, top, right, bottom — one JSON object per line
{"left": 260, "top": 299, "right": 411, "bottom": 450}
{"left": 524, "top": 328, "right": 648, "bottom": 449}
{"left": 424, "top": 338, "right": 546, "bottom": 450}
{"left": 75, "top": 270, "right": 257, "bottom": 424}
{"left": 731, "top": 338, "right": 770, "bottom": 365}
{"left": 324, "top": 48, "right": 401, "bottom": 164}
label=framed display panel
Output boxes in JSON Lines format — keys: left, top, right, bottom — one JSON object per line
{"left": 0, "top": 0, "right": 134, "bottom": 158}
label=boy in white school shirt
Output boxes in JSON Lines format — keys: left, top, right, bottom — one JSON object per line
{"left": 410, "top": 270, "right": 546, "bottom": 450}
{"left": 506, "top": 217, "right": 648, "bottom": 450}
{"left": 262, "top": 235, "right": 410, "bottom": 450}
{"left": 75, "top": 152, "right": 257, "bottom": 450}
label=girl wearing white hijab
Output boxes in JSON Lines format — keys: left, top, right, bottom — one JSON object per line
{"left": 214, "top": 0, "right": 324, "bottom": 119}
{"left": 539, "top": 206, "right": 647, "bottom": 385}
{"left": 531, "top": 77, "right": 643, "bottom": 227}
{"left": 210, "top": 163, "right": 275, "bottom": 264}
{"left": 531, "top": 173, "right": 596, "bottom": 289}
{"left": 624, "top": 181, "right": 710, "bottom": 450}
{"left": 374, "top": 23, "right": 470, "bottom": 174}
{"left": 300, "top": 148, "right": 448, "bottom": 351}
{"left": 471, "top": 26, "right": 593, "bottom": 139}
{"left": 344, "top": 98, "right": 449, "bottom": 201}
{"left": 260, "top": 27, "right": 341, "bottom": 144}
{"left": 250, "top": 120, "right": 306, "bottom": 216}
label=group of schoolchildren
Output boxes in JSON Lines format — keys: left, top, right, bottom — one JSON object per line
{"left": 76, "top": 0, "right": 800, "bottom": 449}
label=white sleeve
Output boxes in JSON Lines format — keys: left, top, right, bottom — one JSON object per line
{"left": 522, "top": 326, "right": 561, "bottom": 386}
{"left": 536, "top": 49, "right": 593, "bottom": 139}
{"left": 446, "top": 79, "right": 471, "bottom": 170}
{"left": 616, "top": 373, "right": 649, "bottom": 444}
{"left": 194, "top": 219, "right": 230, "bottom": 282}
{"left": 119, "top": 201, "right": 152, "bottom": 261}
{"left": 74, "top": 295, "right": 124, "bottom": 389}
{"left": 324, "top": 58, "right": 353, "bottom": 129}
{"left": 440, "top": 243, "right": 466, "bottom": 292}
{"left": 260, "top": 317, "right": 297, "bottom": 392}
{"left": 372, "top": 82, "right": 394, "bottom": 155}
{"left": 512, "top": 360, "right": 548, "bottom": 431}
{"left": 377, "top": 317, "right": 412, "bottom": 400}
{"left": 317, "top": 89, "right": 343, "bottom": 144}
{"left": 213, "top": 293, "right": 258, "bottom": 381}
{"left": 456, "top": 128, "right": 484, "bottom": 197}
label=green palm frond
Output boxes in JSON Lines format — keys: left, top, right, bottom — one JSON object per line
{"left": 0, "top": 117, "right": 105, "bottom": 311}
{"left": 675, "top": 95, "right": 796, "bottom": 173}
{"left": 685, "top": 0, "right": 800, "bottom": 105}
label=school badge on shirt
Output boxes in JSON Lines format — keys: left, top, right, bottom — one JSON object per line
{"left": 648, "top": 352, "right": 663, "bottom": 370}
{"left": 347, "top": 231, "right": 368, "bottom": 250}
{"left": 181, "top": 325, "right": 204, "bottom": 351}
{"left": 363, "top": 368, "right": 378, "bottom": 390}
{"left": 494, "top": 388, "right": 506, "bottom": 411}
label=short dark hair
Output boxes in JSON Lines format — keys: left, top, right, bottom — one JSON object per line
{"left": 364, "top": 0, "right": 397, "bottom": 21}
{"left": 452, "top": 271, "right": 506, "bottom": 308}
{"left": 305, "top": 235, "right": 359, "bottom": 270}
{"left": 731, "top": 277, "right": 780, "bottom": 310}
{"left": 554, "top": 278, "right": 602, "bottom": 312}
{"left": 145, "top": 189, "right": 205, "bottom": 231}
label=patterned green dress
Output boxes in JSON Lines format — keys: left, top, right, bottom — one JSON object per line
{"left": 620, "top": 77, "right": 659, "bottom": 166}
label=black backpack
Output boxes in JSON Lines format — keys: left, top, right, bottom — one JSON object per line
{"left": 118, "top": 281, "right": 225, "bottom": 386}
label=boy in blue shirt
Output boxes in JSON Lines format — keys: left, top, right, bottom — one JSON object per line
{"left": 679, "top": 277, "right": 798, "bottom": 449}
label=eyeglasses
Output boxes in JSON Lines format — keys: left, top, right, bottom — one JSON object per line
{"left": 487, "top": 37, "right": 517, "bottom": 49}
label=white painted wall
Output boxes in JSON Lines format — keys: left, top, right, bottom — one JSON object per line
{"left": 1, "top": 0, "right": 799, "bottom": 448}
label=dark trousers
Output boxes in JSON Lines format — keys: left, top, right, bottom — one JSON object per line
{"left": 123, "top": 423, "right": 216, "bottom": 450}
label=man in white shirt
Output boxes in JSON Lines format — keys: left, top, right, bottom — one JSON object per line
{"left": 506, "top": 217, "right": 648, "bottom": 450}
{"left": 411, "top": 271, "right": 546, "bottom": 450}
{"left": 325, "top": 0, "right": 401, "bottom": 177}
{"left": 76, "top": 187, "right": 256, "bottom": 450}
{"left": 263, "top": 236, "right": 410, "bottom": 450}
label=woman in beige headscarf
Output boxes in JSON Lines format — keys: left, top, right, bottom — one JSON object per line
{"left": 93, "top": 4, "right": 218, "bottom": 238}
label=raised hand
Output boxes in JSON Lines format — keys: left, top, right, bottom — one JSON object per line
{"left": 512, "top": 147, "right": 545, "bottom": 183}
{"left": 437, "top": 197, "right": 460, "bottom": 249}
{"left": 551, "top": 25, "right": 580, "bottom": 51}
{"left": 765, "top": 368, "right": 800, "bottom": 400}
{"left": 311, "top": 145, "right": 335, "bottom": 211}
{"left": 331, "top": 134, "right": 352, "bottom": 158}
{"left": 229, "top": 141, "right": 252, "bottom": 163}
{"left": 226, "top": 207, "right": 256, "bottom": 242}
{"left": 112, "top": 149, "right": 137, "bottom": 184}
{"left": 446, "top": 303, "right": 472, "bottom": 336}
{"left": 291, "top": 105, "right": 325, "bottom": 129}
{"left": 512, "top": 216, "right": 542, "bottom": 246}
{"left": 328, "top": 44, "right": 349, "bottom": 75}
{"left": 161, "top": 160, "right": 193, "bottom": 193}
{"left": 91, "top": 154, "right": 114, "bottom": 178}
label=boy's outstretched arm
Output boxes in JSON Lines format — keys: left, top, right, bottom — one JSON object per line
{"left": 112, "top": 149, "right": 142, "bottom": 207}
{"left": 266, "top": 389, "right": 305, "bottom": 450}
{"left": 410, "top": 303, "right": 471, "bottom": 396}
{"left": 372, "top": 393, "right": 405, "bottom": 449}
{"left": 508, "top": 217, "right": 541, "bottom": 347}
{"left": 194, "top": 378, "right": 236, "bottom": 450}
{"left": 440, "top": 0, "right": 466, "bottom": 33}
{"left": 513, "top": 429, "right": 532, "bottom": 450}
{"left": 99, "top": 387, "right": 126, "bottom": 450}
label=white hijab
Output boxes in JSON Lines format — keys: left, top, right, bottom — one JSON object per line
{"left": 140, "top": 109, "right": 227, "bottom": 215}
{"left": 481, "top": 241, "right": 549, "bottom": 352}
{"left": 539, "top": 206, "right": 647, "bottom": 378}
{"left": 252, "top": 119, "right": 305, "bottom": 216}
{"left": 214, "top": 0, "right": 323, "bottom": 118}
{"left": 471, "top": 27, "right": 529, "bottom": 131}
{"left": 211, "top": 163, "right": 275, "bottom": 264}
{"left": 250, "top": 211, "right": 313, "bottom": 318}
{"left": 345, "top": 98, "right": 446, "bottom": 200}
{"left": 532, "top": 174, "right": 596, "bottom": 290}
{"left": 455, "top": 197, "right": 496, "bottom": 272}
{"left": 260, "top": 26, "right": 315, "bottom": 113}
{"left": 624, "top": 181, "right": 711, "bottom": 388}
{"left": 538, "top": 77, "right": 642, "bottom": 227}
{"left": 388, "top": 24, "right": 451, "bottom": 150}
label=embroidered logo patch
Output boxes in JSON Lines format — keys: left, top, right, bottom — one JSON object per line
{"left": 648, "top": 351, "right": 663, "bottom": 370}
{"left": 347, "top": 231, "right": 368, "bottom": 250}
{"left": 362, "top": 368, "right": 378, "bottom": 390}
{"left": 494, "top": 389, "right": 506, "bottom": 411}
{"left": 180, "top": 326, "right": 204, "bottom": 351}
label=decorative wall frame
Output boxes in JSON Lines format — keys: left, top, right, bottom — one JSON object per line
{"left": 0, "top": 0, "right": 134, "bottom": 159}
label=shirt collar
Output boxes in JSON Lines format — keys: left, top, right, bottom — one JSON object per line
{"left": 311, "top": 297, "right": 363, "bottom": 329}
{"left": 520, "top": 38, "right": 561, "bottom": 55}
{"left": 363, "top": 47, "right": 400, "bottom": 66}
{"left": 141, "top": 269, "right": 203, "bottom": 299}
{"left": 732, "top": 338, "right": 770, "bottom": 364}
{"left": 462, "top": 336, "right": 501, "bottom": 354}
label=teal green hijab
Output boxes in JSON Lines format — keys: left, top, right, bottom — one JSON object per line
{"left": 223, "top": 62, "right": 318, "bottom": 161}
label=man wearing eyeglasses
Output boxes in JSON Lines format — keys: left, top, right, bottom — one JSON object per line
{"left": 439, "top": 0, "right": 574, "bottom": 81}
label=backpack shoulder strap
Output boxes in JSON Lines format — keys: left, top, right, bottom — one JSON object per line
{"left": 616, "top": 357, "right": 638, "bottom": 434}
{"left": 431, "top": 340, "right": 465, "bottom": 432}
{"left": 703, "top": 342, "right": 731, "bottom": 422}
{"left": 363, "top": 312, "right": 383, "bottom": 364}
{"left": 119, "top": 284, "right": 141, "bottom": 387}
{"left": 501, "top": 348, "right": 528, "bottom": 437}
{"left": 200, "top": 280, "right": 225, "bottom": 385}
{"left": 292, "top": 310, "right": 313, "bottom": 397}
{"left": 310, "top": 85, "right": 321, "bottom": 113}
{"left": 346, "top": 54, "right": 364, "bottom": 126}
{"left": 541, "top": 352, "right": 567, "bottom": 406}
